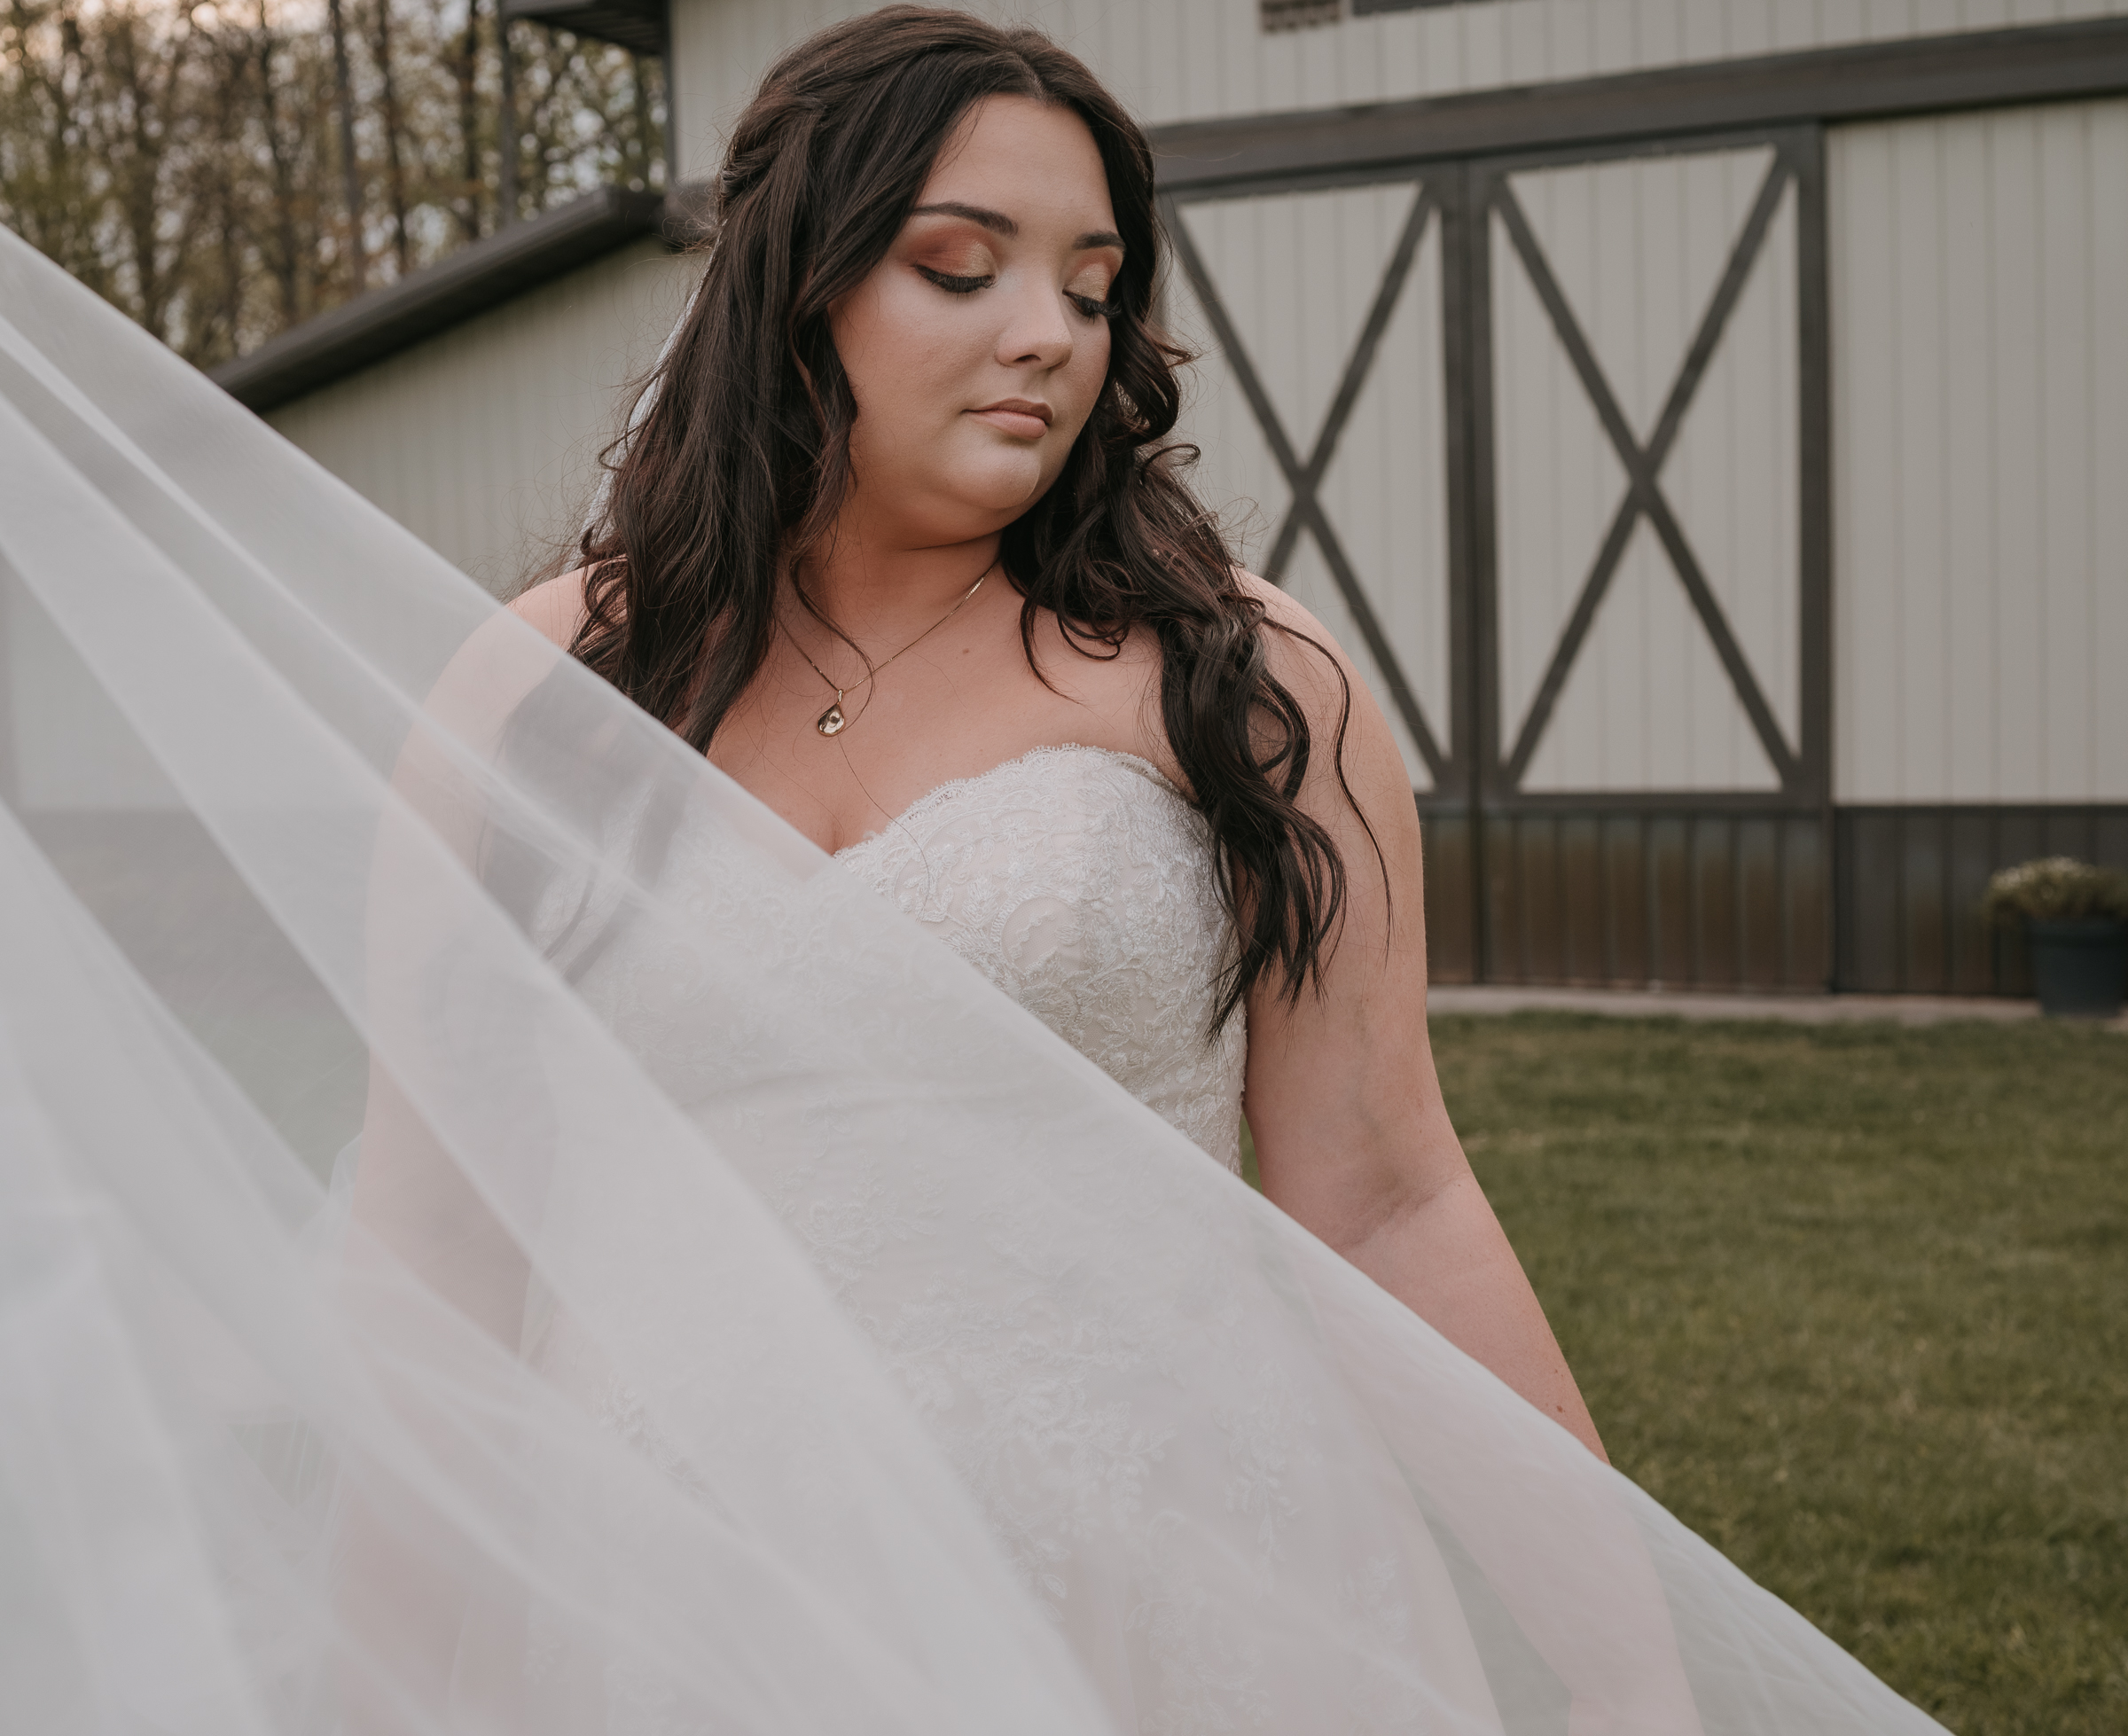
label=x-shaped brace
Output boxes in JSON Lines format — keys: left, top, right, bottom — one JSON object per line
{"left": 1163, "top": 184, "right": 1448, "bottom": 785}
{"left": 1492, "top": 152, "right": 1803, "bottom": 789}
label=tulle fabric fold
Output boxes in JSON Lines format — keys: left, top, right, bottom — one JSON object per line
{"left": 0, "top": 223, "right": 1944, "bottom": 1736}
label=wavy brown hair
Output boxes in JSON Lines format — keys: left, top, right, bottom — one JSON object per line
{"left": 570, "top": 5, "right": 1371, "bottom": 1028}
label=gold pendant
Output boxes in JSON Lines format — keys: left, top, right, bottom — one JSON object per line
{"left": 816, "top": 699, "right": 848, "bottom": 737}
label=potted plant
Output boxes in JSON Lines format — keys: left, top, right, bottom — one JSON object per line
{"left": 1980, "top": 856, "right": 2128, "bottom": 1019}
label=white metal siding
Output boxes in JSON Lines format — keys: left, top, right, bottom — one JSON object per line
{"left": 1830, "top": 98, "right": 2128, "bottom": 802}
{"left": 1169, "top": 181, "right": 1452, "bottom": 787}
{"left": 1494, "top": 144, "right": 1801, "bottom": 793}
{"left": 670, "top": 0, "right": 2128, "bottom": 177}
{"left": 267, "top": 240, "right": 692, "bottom": 593}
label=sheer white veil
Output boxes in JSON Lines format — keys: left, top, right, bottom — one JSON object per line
{"left": 0, "top": 224, "right": 1945, "bottom": 1736}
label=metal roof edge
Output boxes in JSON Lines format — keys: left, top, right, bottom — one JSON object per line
{"left": 1150, "top": 16, "right": 2128, "bottom": 194}
{"left": 500, "top": 0, "right": 668, "bottom": 58}
{"left": 212, "top": 184, "right": 685, "bottom": 412}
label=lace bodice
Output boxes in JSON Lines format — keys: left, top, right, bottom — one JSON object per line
{"left": 833, "top": 746, "right": 1246, "bottom": 1171}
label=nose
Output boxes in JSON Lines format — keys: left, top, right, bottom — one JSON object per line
{"left": 996, "top": 275, "right": 1075, "bottom": 373}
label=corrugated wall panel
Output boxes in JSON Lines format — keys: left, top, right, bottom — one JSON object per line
{"left": 1489, "top": 179, "right": 1631, "bottom": 751}
{"left": 1490, "top": 143, "right": 1802, "bottom": 793}
{"left": 670, "top": 0, "right": 2128, "bottom": 176}
{"left": 1835, "top": 805, "right": 2128, "bottom": 990}
{"left": 266, "top": 240, "right": 691, "bottom": 593}
{"left": 1476, "top": 809, "right": 1829, "bottom": 989}
{"left": 1664, "top": 174, "right": 1802, "bottom": 750}
{"left": 1321, "top": 208, "right": 1454, "bottom": 731}
{"left": 1831, "top": 98, "right": 2128, "bottom": 801}
{"left": 1170, "top": 181, "right": 1454, "bottom": 789}
{"left": 1418, "top": 809, "right": 1476, "bottom": 982}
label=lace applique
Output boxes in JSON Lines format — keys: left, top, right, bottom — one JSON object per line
{"left": 834, "top": 746, "right": 1247, "bottom": 1171}
{"left": 574, "top": 748, "right": 1348, "bottom": 1732}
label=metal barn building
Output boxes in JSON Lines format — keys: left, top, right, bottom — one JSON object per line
{"left": 207, "top": 0, "right": 2128, "bottom": 999}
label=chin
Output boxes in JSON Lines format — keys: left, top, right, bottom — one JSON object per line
{"left": 951, "top": 450, "right": 1057, "bottom": 516}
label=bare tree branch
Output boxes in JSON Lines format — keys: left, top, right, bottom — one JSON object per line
{"left": 1, "top": 0, "right": 663, "bottom": 364}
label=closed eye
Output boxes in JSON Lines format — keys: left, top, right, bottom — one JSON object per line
{"left": 1068, "top": 293, "right": 1118, "bottom": 321}
{"left": 917, "top": 265, "right": 992, "bottom": 295}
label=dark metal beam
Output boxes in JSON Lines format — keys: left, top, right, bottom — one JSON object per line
{"left": 1461, "top": 790, "right": 1818, "bottom": 817}
{"left": 1152, "top": 18, "right": 2128, "bottom": 196}
{"left": 1162, "top": 190, "right": 1451, "bottom": 784}
{"left": 1493, "top": 152, "right": 1800, "bottom": 792}
{"left": 1793, "top": 125, "right": 1835, "bottom": 817}
{"left": 1262, "top": 185, "right": 1434, "bottom": 583}
{"left": 503, "top": 0, "right": 667, "bottom": 57}
{"left": 212, "top": 184, "right": 682, "bottom": 412}
{"left": 1163, "top": 199, "right": 1451, "bottom": 782}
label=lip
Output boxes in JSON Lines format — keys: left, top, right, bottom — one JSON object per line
{"left": 969, "top": 399, "right": 1053, "bottom": 439}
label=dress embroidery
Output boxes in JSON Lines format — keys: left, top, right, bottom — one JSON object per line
{"left": 833, "top": 745, "right": 1247, "bottom": 1173}
{"left": 559, "top": 743, "right": 1312, "bottom": 1732}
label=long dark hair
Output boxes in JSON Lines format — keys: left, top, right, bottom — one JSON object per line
{"left": 570, "top": 5, "right": 1370, "bottom": 1028}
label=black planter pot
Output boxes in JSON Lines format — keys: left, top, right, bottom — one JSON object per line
{"left": 2026, "top": 918, "right": 2128, "bottom": 1019}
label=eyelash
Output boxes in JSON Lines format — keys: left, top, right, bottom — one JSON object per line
{"left": 916, "top": 265, "right": 1116, "bottom": 321}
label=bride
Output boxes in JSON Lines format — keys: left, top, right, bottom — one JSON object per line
{"left": 0, "top": 7, "right": 1946, "bottom": 1734}
{"left": 510, "top": 5, "right": 1607, "bottom": 1464}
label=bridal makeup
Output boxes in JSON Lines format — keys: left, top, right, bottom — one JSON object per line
{"left": 827, "top": 95, "right": 1123, "bottom": 543}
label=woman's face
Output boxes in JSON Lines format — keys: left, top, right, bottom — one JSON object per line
{"left": 829, "top": 95, "right": 1123, "bottom": 548}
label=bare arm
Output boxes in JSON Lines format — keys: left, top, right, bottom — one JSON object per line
{"left": 505, "top": 568, "right": 591, "bottom": 648}
{"left": 1238, "top": 576, "right": 1606, "bottom": 1461}
{"left": 339, "top": 596, "right": 572, "bottom": 1729}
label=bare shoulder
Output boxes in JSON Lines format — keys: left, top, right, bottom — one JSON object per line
{"left": 1236, "top": 568, "right": 1314, "bottom": 633}
{"left": 507, "top": 568, "right": 592, "bottom": 650}
{"left": 1234, "top": 571, "right": 1364, "bottom": 714}
{"left": 1233, "top": 570, "right": 1409, "bottom": 809}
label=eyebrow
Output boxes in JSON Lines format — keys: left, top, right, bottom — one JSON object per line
{"left": 909, "top": 201, "right": 1126, "bottom": 254}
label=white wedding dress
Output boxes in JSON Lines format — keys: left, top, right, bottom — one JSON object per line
{"left": 0, "top": 222, "right": 1951, "bottom": 1736}
{"left": 832, "top": 743, "right": 1248, "bottom": 1169}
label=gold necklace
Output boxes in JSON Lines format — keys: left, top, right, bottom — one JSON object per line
{"left": 782, "top": 560, "right": 995, "bottom": 738}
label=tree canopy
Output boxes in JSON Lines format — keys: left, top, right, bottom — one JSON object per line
{"left": 1, "top": 0, "right": 664, "bottom": 366}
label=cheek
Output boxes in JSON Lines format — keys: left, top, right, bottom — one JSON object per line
{"left": 830, "top": 287, "right": 903, "bottom": 421}
{"left": 1054, "top": 324, "right": 1115, "bottom": 437}
{"left": 834, "top": 276, "right": 987, "bottom": 421}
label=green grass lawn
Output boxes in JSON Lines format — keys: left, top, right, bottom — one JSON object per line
{"left": 1426, "top": 1013, "right": 2128, "bottom": 1736}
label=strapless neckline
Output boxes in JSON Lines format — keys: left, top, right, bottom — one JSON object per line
{"left": 832, "top": 743, "right": 1180, "bottom": 860}
{"left": 828, "top": 741, "right": 1245, "bottom": 1169}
